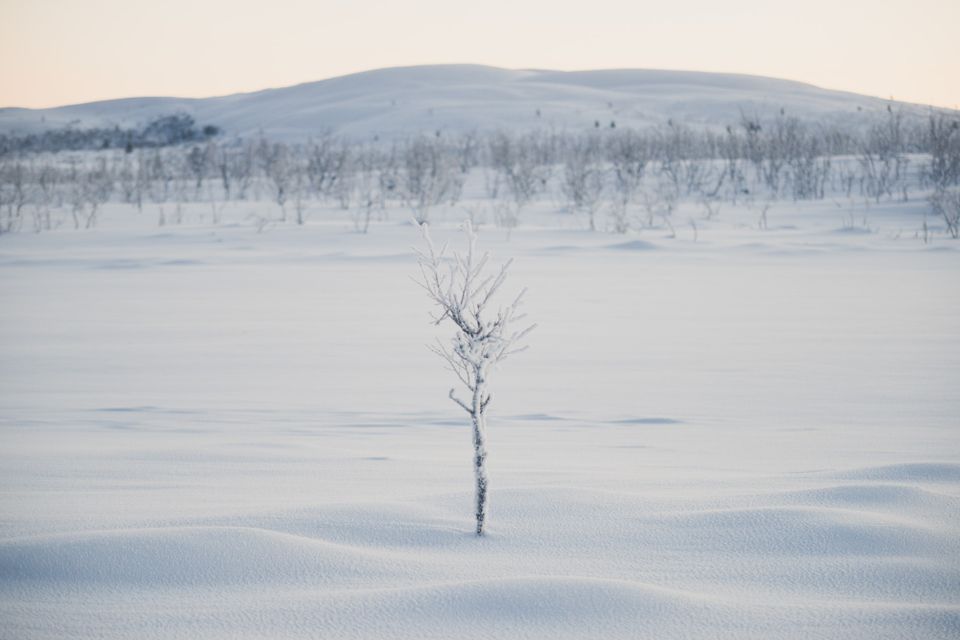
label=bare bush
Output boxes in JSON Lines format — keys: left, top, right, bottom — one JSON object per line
{"left": 561, "top": 134, "right": 605, "bottom": 230}
{"left": 924, "top": 114, "right": 960, "bottom": 190}
{"left": 403, "top": 137, "right": 463, "bottom": 224}
{"left": 930, "top": 188, "right": 960, "bottom": 239}
{"left": 489, "top": 132, "right": 550, "bottom": 212}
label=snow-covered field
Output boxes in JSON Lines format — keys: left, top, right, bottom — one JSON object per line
{"left": 1, "top": 198, "right": 959, "bottom": 638}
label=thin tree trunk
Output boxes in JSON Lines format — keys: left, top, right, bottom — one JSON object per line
{"left": 472, "top": 410, "right": 488, "bottom": 536}
{"left": 472, "top": 376, "right": 489, "bottom": 536}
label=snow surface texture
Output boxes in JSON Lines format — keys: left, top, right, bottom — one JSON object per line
{"left": 1, "top": 198, "right": 959, "bottom": 639}
{"left": 0, "top": 64, "right": 943, "bottom": 140}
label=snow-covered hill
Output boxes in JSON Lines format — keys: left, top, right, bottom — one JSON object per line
{"left": 0, "top": 64, "right": 941, "bottom": 141}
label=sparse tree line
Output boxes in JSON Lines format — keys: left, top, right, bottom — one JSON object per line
{"left": 0, "top": 114, "right": 221, "bottom": 156}
{"left": 1, "top": 108, "right": 959, "bottom": 237}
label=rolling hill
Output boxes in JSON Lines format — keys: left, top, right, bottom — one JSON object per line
{"left": 0, "top": 64, "right": 943, "bottom": 141}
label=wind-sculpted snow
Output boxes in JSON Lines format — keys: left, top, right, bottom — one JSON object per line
{"left": 2, "top": 489, "right": 959, "bottom": 638}
{"left": 1, "top": 209, "right": 959, "bottom": 638}
{"left": 0, "top": 527, "right": 413, "bottom": 588}
{"left": 835, "top": 463, "right": 960, "bottom": 483}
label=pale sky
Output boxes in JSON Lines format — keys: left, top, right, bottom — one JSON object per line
{"left": 1, "top": 0, "right": 957, "bottom": 109}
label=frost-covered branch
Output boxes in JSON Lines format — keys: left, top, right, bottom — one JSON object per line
{"left": 415, "top": 220, "right": 535, "bottom": 536}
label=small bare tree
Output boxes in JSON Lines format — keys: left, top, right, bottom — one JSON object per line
{"left": 488, "top": 131, "right": 550, "bottom": 215}
{"left": 0, "top": 160, "right": 29, "bottom": 234}
{"left": 80, "top": 159, "right": 113, "bottom": 229}
{"left": 415, "top": 221, "right": 535, "bottom": 536}
{"left": 561, "top": 135, "right": 605, "bottom": 231}
{"left": 930, "top": 188, "right": 960, "bottom": 239}
{"left": 403, "top": 136, "right": 462, "bottom": 224}
{"left": 350, "top": 152, "right": 382, "bottom": 233}
{"left": 289, "top": 158, "right": 310, "bottom": 226}
{"left": 260, "top": 140, "right": 291, "bottom": 221}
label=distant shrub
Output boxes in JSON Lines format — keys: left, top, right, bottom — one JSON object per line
{"left": 0, "top": 113, "right": 220, "bottom": 156}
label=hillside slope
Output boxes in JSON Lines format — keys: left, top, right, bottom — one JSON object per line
{"left": 0, "top": 64, "right": 939, "bottom": 141}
